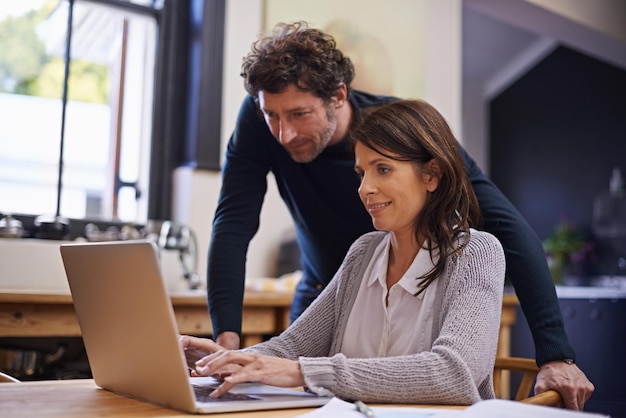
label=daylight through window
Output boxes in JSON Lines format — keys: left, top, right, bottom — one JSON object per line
{"left": 0, "top": 0, "right": 158, "bottom": 224}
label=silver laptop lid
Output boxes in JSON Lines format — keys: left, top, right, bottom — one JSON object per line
{"left": 60, "top": 240, "right": 198, "bottom": 413}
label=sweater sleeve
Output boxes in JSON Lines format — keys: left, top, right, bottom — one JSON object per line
{"left": 294, "top": 232, "right": 505, "bottom": 405}
{"left": 460, "top": 147, "right": 575, "bottom": 365}
{"left": 207, "top": 96, "right": 272, "bottom": 338}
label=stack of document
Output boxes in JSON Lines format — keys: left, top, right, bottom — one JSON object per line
{"left": 297, "top": 397, "right": 610, "bottom": 418}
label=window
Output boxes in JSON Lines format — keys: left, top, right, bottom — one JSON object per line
{"left": 0, "top": 0, "right": 225, "bottom": 238}
{"left": 1, "top": 0, "right": 158, "bottom": 223}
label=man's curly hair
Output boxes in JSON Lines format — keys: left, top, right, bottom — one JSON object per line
{"left": 241, "top": 21, "right": 355, "bottom": 103}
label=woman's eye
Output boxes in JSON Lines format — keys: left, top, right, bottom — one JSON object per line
{"left": 378, "top": 166, "right": 390, "bottom": 175}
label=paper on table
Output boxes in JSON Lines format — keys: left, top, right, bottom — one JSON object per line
{"left": 297, "top": 397, "right": 611, "bottom": 418}
{"left": 462, "top": 399, "right": 610, "bottom": 418}
{"left": 295, "top": 397, "right": 462, "bottom": 418}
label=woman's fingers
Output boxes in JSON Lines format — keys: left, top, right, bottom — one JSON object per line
{"left": 195, "top": 350, "right": 253, "bottom": 375}
{"left": 195, "top": 352, "right": 305, "bottom": 398}
{"left": 179, "top": 335, "right": 226, "bottom": 368}
{"left": 180, "top": 335, "right": 223, "bottom": 352}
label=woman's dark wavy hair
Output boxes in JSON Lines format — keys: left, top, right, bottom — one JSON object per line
{"left": 241, "top": 21, "right": 355, "bottom": 103}
{"left": 350, "top": 100, "right": 482, "bottom": 295}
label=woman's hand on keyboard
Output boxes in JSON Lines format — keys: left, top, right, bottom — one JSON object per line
{"left": 194, "top": 350, "right": 304, "bottom": 398}
{"left": 179, "top": 335, "right": 222, "bottom": 372}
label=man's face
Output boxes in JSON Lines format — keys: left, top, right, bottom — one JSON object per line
{"left": 258, "top": 84, "right": 338, "bottom": 163}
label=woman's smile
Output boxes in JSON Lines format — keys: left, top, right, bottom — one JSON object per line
{"left": 367, "top": 201, "right": 391, "bottom": 214}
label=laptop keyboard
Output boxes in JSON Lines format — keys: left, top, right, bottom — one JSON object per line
{"left": 192, "top": 384, "right": 262, "bottom": 402}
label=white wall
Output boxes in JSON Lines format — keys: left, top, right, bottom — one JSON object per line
{"left": 424, "top": 0, "right": 462, "bottom": 140}
{"left": 173, "top": 0, "right": 463, "bottom": 283}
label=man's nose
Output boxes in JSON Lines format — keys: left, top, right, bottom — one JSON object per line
{"left": 278, "top": 120, "right": 297, "bottom": 144}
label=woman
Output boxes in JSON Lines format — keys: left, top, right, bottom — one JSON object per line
{"left": 181, "top": 99, "right": 506, "bottom": 405}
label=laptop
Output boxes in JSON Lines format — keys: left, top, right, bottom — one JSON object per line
{"left": 60, "top": 239, "right": 331, "bottom": 414}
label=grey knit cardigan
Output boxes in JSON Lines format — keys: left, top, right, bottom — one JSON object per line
{"left": 245, "top": 229, "right": 506, "bottom": 405}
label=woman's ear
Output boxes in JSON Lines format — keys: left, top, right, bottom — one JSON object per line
{"left": 424, "top": 160, "right": 441, "bottom": 193}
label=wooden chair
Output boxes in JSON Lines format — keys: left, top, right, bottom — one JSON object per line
{"left": 522, "top": 389, "right": 563, "bottom": 407}
{"left": 0, "top": 371, "right": 21, "bottom": 383}
{"left": 493, "top": 357, "right": 563, "bottom": 407}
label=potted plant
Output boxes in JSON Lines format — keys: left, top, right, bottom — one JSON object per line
{"left": 543, "top": 218, "right": 594, "bottom": 285}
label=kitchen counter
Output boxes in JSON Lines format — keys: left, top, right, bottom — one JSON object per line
{"left": 0, "top": 288, "right": 293, "bottom": 347}
{"left": 555, "top": 284, "right": 626, "bottom": 299}
{"left": 0, "top": 237, "right": 205, "bottom": 292}
{"left": 0, "top": 289, "right": 519, "bottom": 353}
{"left": 1, "top": 289, "right": 519, "bottom": 395}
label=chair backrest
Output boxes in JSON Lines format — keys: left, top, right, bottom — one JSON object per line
{"left": 493, "top": 357, "right": 563, "bottom": 407}
{"left": 494, "top": 356, "right": 539, "bottom": 400}
{"left": 0, "top": 371, "right": 21, "bottom": 383}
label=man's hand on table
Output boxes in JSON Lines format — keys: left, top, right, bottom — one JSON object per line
{"left": 215, "top": 331, "right": 241, "bottom": 350}
{"left": 535, "top": 360, "right": 594, "bottom": 411}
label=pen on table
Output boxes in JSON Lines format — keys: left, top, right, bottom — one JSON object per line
{"left": 355, "top": 400, "right": 375, "bottom": 417}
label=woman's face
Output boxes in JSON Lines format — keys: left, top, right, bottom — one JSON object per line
{"left": 354, "top": 141, "right": 438, "bottom": 239}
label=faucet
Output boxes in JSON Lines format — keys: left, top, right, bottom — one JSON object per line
{"left": 158, "top": 221, "right": 201, "bottom": 290}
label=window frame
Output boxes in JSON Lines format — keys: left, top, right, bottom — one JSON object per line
{"left": 148, "top": 0, "right": 225, "bottom": 221}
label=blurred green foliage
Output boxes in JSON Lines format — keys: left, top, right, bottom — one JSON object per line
{"left": 0, "top": 0, "right": 109, "bottom": 104}
{"left": 543, "top": 218, "right": 595, "bottom": 283}
{"left": 543, "top": 220, "right": 585, "bottom": 259}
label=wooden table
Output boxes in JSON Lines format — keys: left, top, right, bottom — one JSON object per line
{"left": 0, "top": 379, "right": 465, "bottom": 417}
{"left": 0, "top": 288, "right": 294, "bottom": 347}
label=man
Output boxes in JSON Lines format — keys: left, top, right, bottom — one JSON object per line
{"left": 206, "top": 21, "right": 593, "bottom": 410}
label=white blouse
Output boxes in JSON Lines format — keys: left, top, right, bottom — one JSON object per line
{"left": 341, "top": 234, "right": 439, "bottom": 357}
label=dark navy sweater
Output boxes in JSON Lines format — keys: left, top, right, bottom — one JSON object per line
{"left": 207, "top": 91, "right": 574, "bottom": 365}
